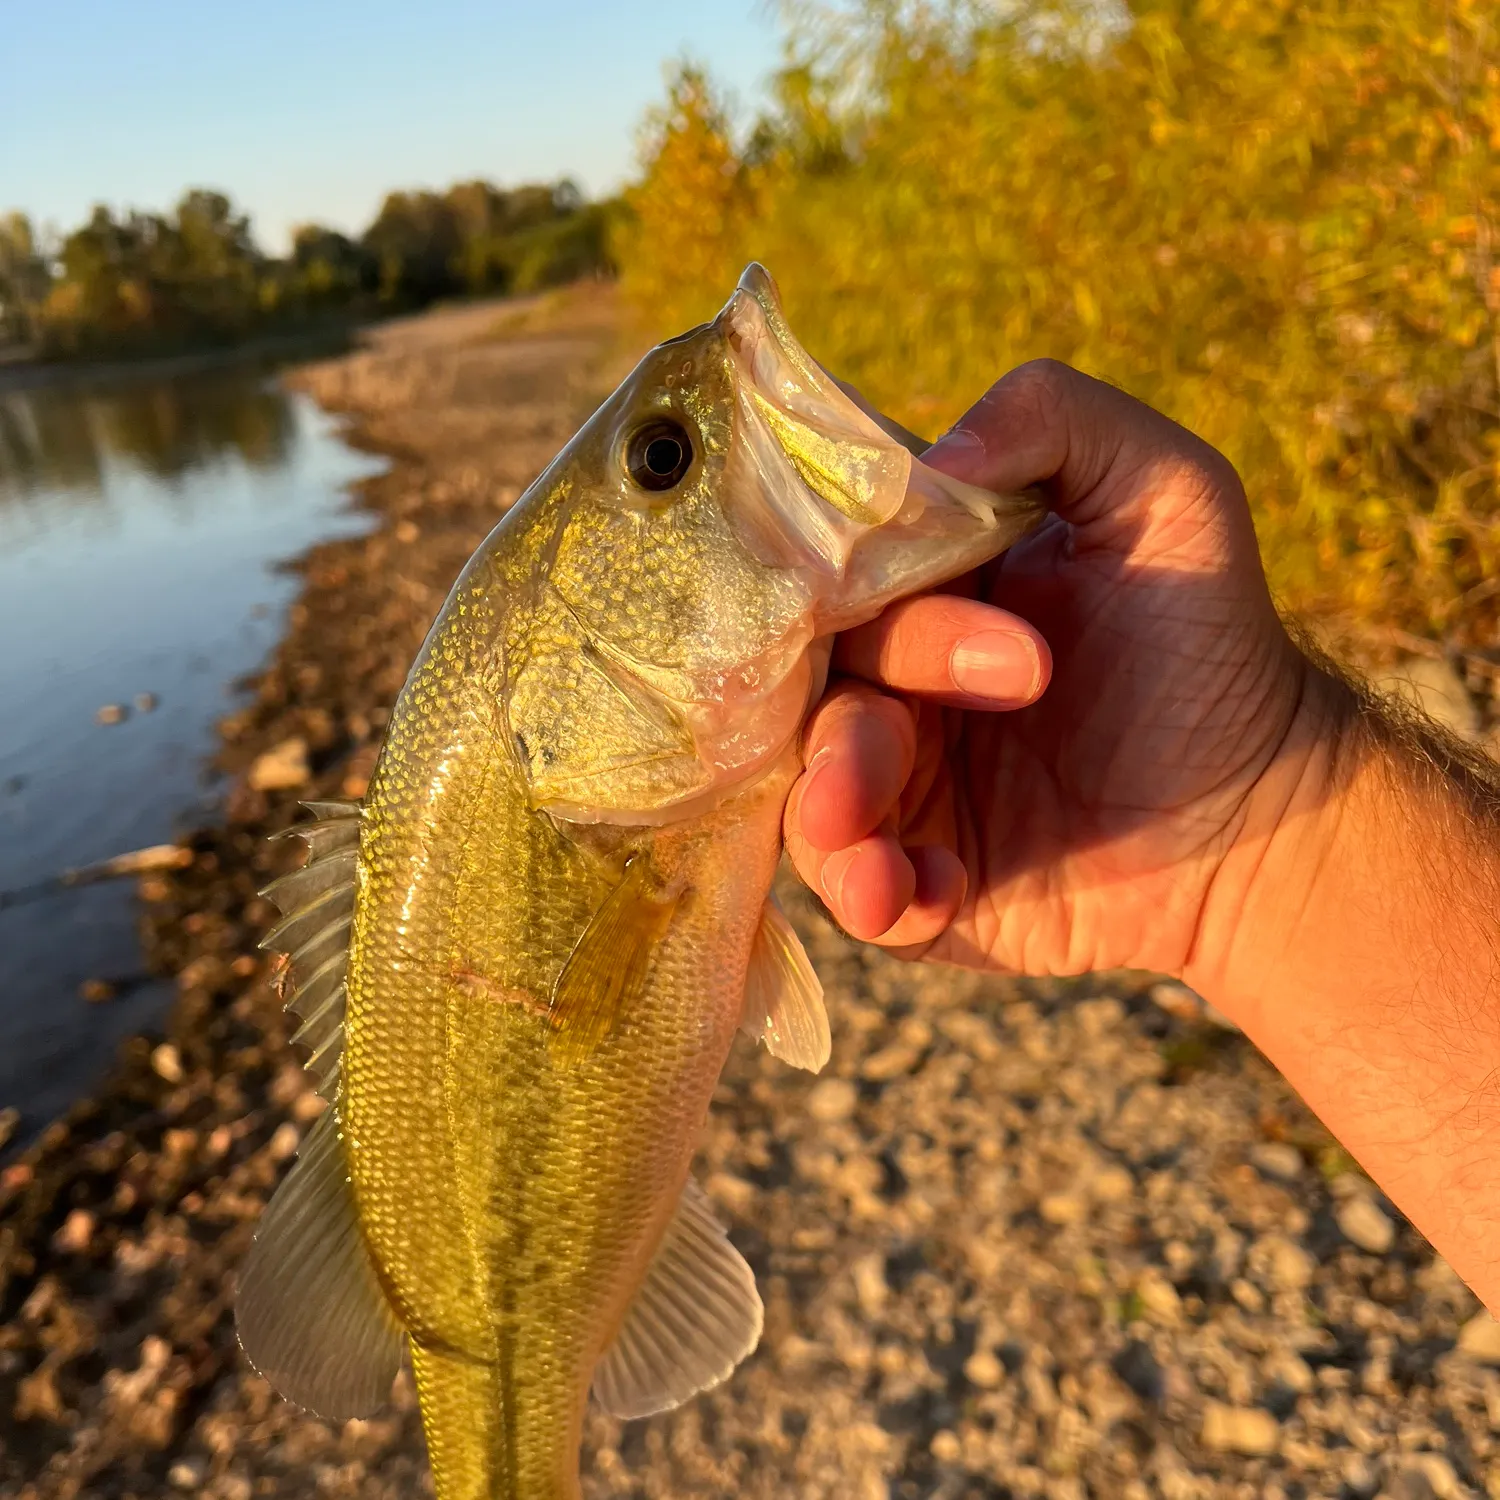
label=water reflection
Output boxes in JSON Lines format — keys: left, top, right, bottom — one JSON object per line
{"left": 0, "top": 367, "right": 301, "bottom": 541}
{"left": 0, "top": 363, "right": 381, "bottom": 1133}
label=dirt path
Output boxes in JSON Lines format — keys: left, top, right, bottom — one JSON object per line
{"left": 2, "top": 285, "right": 1496, "bottom": 1500}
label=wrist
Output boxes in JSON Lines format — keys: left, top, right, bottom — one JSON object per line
{"left": 1182, "top": 656, "right": 1362, "bottom": 1029}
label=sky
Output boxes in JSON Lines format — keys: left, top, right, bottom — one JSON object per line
{"left": 0, "top": 0, "right": 783, "bottom": 252}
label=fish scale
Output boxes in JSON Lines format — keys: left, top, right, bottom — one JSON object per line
{"left": 235, "top": 264, "right": 1046, "bottom": 1500}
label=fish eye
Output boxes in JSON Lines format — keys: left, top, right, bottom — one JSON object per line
{"left": 625, "top": 419, "right": 694, "bottom": 492}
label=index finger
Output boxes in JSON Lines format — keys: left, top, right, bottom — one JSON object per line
{"left": 833, "top": 593, "right": 1051, "bottom": 707}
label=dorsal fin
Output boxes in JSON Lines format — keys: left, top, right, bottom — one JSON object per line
{"left": 739, "top": 897, "right": 830, "bottom": 1072}
{"left": 260, "top": 800, "right": 360, "bottom": 1099}
{"left": 592, "top": 1177, "right": 763, "bottom": 1420}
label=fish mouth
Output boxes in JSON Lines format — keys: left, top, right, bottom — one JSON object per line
{"left": 713, "top": 263, "right": 1047, "bottom": 623}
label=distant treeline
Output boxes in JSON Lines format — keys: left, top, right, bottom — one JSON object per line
{"left": 0, "top": 179, "right": 618, "bottom": 360}
{"left": 619, "top": 0, "right": 1500, "bottom": 640}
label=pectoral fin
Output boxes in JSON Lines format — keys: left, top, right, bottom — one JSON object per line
{"left": 235, "top": 1111, "right": 405, "bottom": 1421}
{"left": 549, "top": 857, "right": 678, "bottom": 1065}
{"left": 739, "top": 897, "right": 830, "bottom": 1072}
{"left": 592, "top": 1177, "right": 763, "bottom": 1420}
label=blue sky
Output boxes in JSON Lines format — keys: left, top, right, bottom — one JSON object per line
{"left": 0, "top": 0, "right": 782, "bottom": 252}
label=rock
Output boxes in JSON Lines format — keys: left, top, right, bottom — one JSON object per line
{"left": 52, "top": 1208, "right": 95, "bottom": 1253}
{"left": 0, "top": 1106, "right": 19, "bottom": 1150}
{"left": 134, "top": 692, "right": 159, "bottom": 712}
{"left": 963, "top": 1349, "right": 1004, "bottom": 1389}
{"left": 929, "top": 1429, "right": 962, "bottom": 1463}
{"left": 1091, "top": 1164, "right": 1135, "bottom": 1202}
{"left": 850, "top": 1254, "right": 888, "bottom": 1317}
{"left": 248, "top": 736, "right": 311, "bottom": 791}
{"left": 95, "top": 702, "right": 128, "bottom": 725}
{"left": 1340, "top": 1453, "right": 1380, "bottom": 1500}
{"left": 1252, "top": 1234, "right": 1316, "bottom": 1291}
{"left": 1249, "top": 1142, "right": 1303, "bottom": 1181}
{"left": 1456, "top": 1309, "right": 1500, "bottom": 1363}
{"left": 151, "top": 1043, "right": 184, "bottom": 1084}
{"left": 859, "top": 1018, "right": 931, "bottom": 1080}
{"left": 1200, "top": 1401, "right": 1280, "bottom": 1456}
{"left": 1337, "top": 1196, "right": 1395, "bottom": 1254}
{"left": 1374, "top": 656, "right": 1480, "bottom": 739}
{"left": 1262, "top": 1349, "right": 1314, "bottom": 1394}
{"left": 805, "top": 1078, "right": 857, "bottom": 1123}
{"left": 1040, "top": 1191, "right": 1088, "bottom": 1225}
{"left": 1148, "top": 980, "right": 1239, "bottom": 1031}
{"left": 1392, "top": 1453, "right": 1463, "bottom": 1500}
{"left": 268, "top": 1122, "right": 300, "bottom": 1161}
{"left": 79, "top": 977, "right": 116, "bottom": 1004}
{"left": 168, "top": 1458, "right": 206, "bottom": 1489}
{"left": 1136, "top": 1269, "right": 1182, "bottom": 1323}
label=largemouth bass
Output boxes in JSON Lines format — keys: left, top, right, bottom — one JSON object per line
{"left": 236, "top": 265, "right": 1043, "bottom": 1500}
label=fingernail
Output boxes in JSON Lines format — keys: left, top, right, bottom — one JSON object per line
{"left": 923, "top": 427, "right": 985, "bottom": 470}
{"left": 949, "top": 630, "right": 1041, "bottom": 702}
{"left": 820, "top": 847, "right": 858, "bottom": 912}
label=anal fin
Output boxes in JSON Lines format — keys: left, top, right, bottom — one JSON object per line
{"left": 235, "top": 1111, "right": 405, "bottom": 1420}
{"left": 549, "top": 855, "right": 678, "bottom": 1066}
{"left": 592, "top": 1177, "right": 763, "bottom": 1420}
{"left": 739, "top": 897, "right": 830, "bottom": 1072}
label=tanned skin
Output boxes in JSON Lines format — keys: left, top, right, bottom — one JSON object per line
{"left": 787, "top": 360, "right": 1500, "bottom": 1312}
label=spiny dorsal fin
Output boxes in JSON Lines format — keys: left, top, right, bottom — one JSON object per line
{"left": 548, "top": 855, "right": 678, "bottom": 1066}
{"left": 592, "top": 1177, "right": 763, "bottom": 1420}
{"left": 235, "top": 1109, "right": 405, "bottom": 1420}
{"left": 739, "top": 897, "right": 830, "bottom": 1072}
{"left": 260, "top": 801, "right": 360, "bottom": 1098}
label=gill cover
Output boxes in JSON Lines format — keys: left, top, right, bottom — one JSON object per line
{"left": 499, "top": 263, "right": 1045, "bottom": 824}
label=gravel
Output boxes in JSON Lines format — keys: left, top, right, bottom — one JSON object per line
{"left": 3, "top": 286, "right": 1499, "bottom": 1499}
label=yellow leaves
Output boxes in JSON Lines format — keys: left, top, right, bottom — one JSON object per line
{"left": 619, "top": 0, "right": 1500, "bottom": 638}
{"left": 1072, "top": 282, "right": 1101, "bottom": 332}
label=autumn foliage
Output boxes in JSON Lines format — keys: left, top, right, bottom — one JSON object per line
{"left": 618, "top": 1, "right": 1500, "bottom": 638}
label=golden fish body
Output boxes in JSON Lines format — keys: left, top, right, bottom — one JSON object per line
{"left": 236, "top": 266, "right": 1045, "bottom": 1500}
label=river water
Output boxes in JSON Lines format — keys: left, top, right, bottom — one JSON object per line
{"left": 0, "top": 364, "right": 381, "bottom": 1132}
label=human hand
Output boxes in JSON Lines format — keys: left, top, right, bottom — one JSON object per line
{"left": 785, "top": 360, "right": 1315, "bottom": 978}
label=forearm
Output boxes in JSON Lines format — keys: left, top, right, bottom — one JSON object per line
{"left": 1188, "top": 659, "right": 1500, "bottom": 1306}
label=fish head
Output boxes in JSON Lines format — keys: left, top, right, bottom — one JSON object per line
{"left": 495, "top": 263, "right": 1045, "bottom": 824}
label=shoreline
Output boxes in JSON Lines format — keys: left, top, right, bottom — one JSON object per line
{"left": 3, "top": 285, "right": 1498, "bottom": 1499}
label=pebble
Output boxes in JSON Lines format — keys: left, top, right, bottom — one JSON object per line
{"left": 1393, "top": 1453, "right": 1463, "bottom": 1500}
{"left": 963, "top": 1349, "right": 1004, "bottom": 1389}
{"left": 1337, "top": 1196, "right": 1396, "bottom": 1254}
{"left": 134, "top": 692, "right": 159, "bottom": 713}
{"left": 1200, "top": 1401, "right": 1280, "bottom": 1456}
{"left": 1340, "top": 1453, "right": 1380, "bottom": 1499}
{"left": 1255, "top": 1234, "right": 1316, "bottom": 1291}
{"left": 1249, "top": 1141, "right": 1303, "bottom": 1181}
{"left": 1091, "top": 1164, "right": 1135, "bottom": 1202}
{"left": 78, "top": 978, "right": 116, "bottom": 1004}
{"left": 929, "top": 1429, "right": 962, "bottom": 1463}
{"left": 247, "top": 736, "right": 311, "bottom": 791}
{"left": 0, "top": 1106, "right": 18, "bottom": 1150}
{"left": 1262, "top": 1350, "right": 1314, "bottom": 1394}
{"left": 1148, "top": 981, "right": 1240, "bottom": 1030}
{"left": 1040, "top": 1191, "right": 1088, "bottom": 1226}
{"left": 1136, "top": 1269, "right": 1182, "bottom": 1323}
{"left": 94, "top": 703, "right": 127, "bottom": 725}
{"left": 151, "top": 1043, "right": 184, "bottom": 1084}
{"left": 168, "top": 1457, "right": 206, "bottom": 1489}
{"left": 1456, "top": 1309, "right": 1500, "bottom": 1363}
{"left": 267, "top": 1122, "right": 301, "bottom": 1162}
{"left": 805, "top": 1078, "right": 857, "bottom": 1123}
{"left": 52, "top": 1208, "right": 95, "bottom": 1253}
